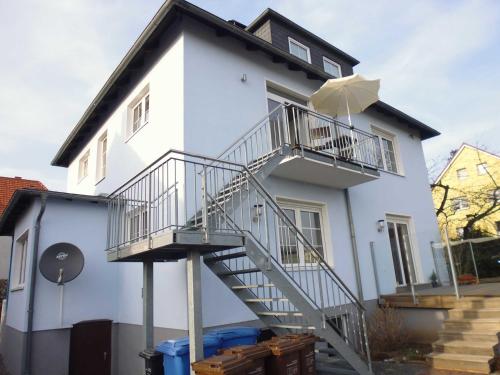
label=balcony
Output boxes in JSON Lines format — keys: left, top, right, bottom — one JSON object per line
{"left": 218, "top": 104, "right": 380, "bottom": 188}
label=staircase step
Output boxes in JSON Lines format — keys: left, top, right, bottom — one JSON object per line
{"left": 449, "top": 308, "right": 500, "bottom": 320}
{"left": 244, "top": 297, "right": 288, "bottom": 303}
{"left": 433, "top": 340, "right": 496, "bottom": 356}
{"left": 439, "top": 329, "right": 500, "bottom": 343}
{"left": 444, "top": 318, "right": 500, "bottom": 331}
{"left": 427, "top": 352, "right": 494, "bottom": 374}
{"left": 318, "top": 347, "right": 339, "bottom": 356}
{"left": 269, "top": 323, "right": 316, "bottom": 330}
{"left": 217, "top": 268, "right": 260, "bottom": 277}
{"left": 205, "top": 251, "right": 247, "bottom": 263}
{"left": 231, "top": 284, "right": 274, "bottom": 290}
{"left": 256, "top": 311, "right": 303, "bottom": 317}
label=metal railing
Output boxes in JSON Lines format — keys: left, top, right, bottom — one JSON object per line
{"left": 106, "top": 150, "right": 371, "bottom": 366}
{"left": 215, "top": 103, "right": 380, "bottom": 171}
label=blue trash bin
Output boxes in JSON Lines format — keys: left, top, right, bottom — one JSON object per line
{"left": 206, "top": 326, "right": 260, "bottom": 349}
{"left": 156, "top": 336, "right": 220, "bottom": 375}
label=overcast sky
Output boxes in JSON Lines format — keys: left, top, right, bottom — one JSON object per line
{"left": 1, "top": 0, "right": 499, "bottom": 191}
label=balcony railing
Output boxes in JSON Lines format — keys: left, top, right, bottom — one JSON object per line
{"left": 216, "top": 103, "right": 380, "bottom": 171}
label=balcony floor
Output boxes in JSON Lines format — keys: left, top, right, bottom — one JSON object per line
{"left": 271, "top": 148, "right": 379, "bottom": 189}
{"left": 107, "top": 229, "right": 245, "bottom": 262}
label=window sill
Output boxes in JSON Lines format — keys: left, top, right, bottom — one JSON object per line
{"left": 125, "top": 121, "right": 148, "bottom": 143}
{"left": 10, "top": 286, "right": 24, "bottom": 292}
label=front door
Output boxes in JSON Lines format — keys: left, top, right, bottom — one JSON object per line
{"left": 387, "top": 217, "right": 418, "bottom": 286}
{"left": 69, "top": 319, "right": 112, "bottom": 375}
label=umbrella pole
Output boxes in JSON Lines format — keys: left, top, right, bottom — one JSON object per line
{"left": 345, "top": 98, "right": 356, "bottom": 159}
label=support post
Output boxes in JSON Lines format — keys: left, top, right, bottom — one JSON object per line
{"left": 469, "top": 241, "right": 479, "bottom": 282}
{"left": 143, "top": 261, "right": 154, "bottom": 349}
{"left": 187, "top": 249, "right": 203, "bottom": 373}
{"left": 444, "top": 226, "right": 460, "bottom": 300}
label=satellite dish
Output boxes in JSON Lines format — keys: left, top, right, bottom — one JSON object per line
{"left": 39, "top": 243, "right": 84, "bottom": 284}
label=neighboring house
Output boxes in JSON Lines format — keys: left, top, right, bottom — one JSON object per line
{"left": 432, "top": 144, "right": 500, "bottom": 240}
{"left": 0, "top": 177, "right": 46, "bottom": 280}
{"left": 0, "top": 2, "right": 441, "bottom": 375}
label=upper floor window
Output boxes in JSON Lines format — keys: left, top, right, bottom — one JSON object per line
{"left": 127, "top": 88, "right": 150, "bottom": 138}
{"left": 496, "top": 221, "right": 500, "bottom": 236}
{"left": 12, "top": 231, "right": 29, "bottom": 290}
{"left": 288, "top": 37, "right": 311, "bottom": 63}
{"left": 323, "top": 57, "right": 342, "bottom": 78}
{"left": 489, "top": 188, "right": 500, "bottom": 204}
{"left": 456, "top": 168, "right": 468, "bottom": 180}
{"left": 372, "top": 127, "right": 400, "bottom": 174}
{"left": 453, "top": 197, "right": 469, "bottom": 210}
{"left": 477, "top": 163, "right": 488, "bottom": 175}
{"left": 96, "top": 131, "right": 108, "bottom": 181}
{"left": 78, "top": 150, "right": 90, "bottom": 182}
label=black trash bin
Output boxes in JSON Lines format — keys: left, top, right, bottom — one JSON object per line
{"left": 139, "top": 349, "right": 164, "bottom": 375}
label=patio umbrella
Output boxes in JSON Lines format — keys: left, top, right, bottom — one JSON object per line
{"left": 310, "top": 74, "right": 380, "bottom": 127}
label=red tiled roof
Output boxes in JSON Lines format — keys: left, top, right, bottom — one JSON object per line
{"left": 0, "top": 177, "right": 47, "bottom": 216}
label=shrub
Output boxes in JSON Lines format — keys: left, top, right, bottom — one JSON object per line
{"left": 367, "top": 306, "right": 409, "bottom": 359}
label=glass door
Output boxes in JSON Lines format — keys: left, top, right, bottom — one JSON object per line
{"left": 387, "top": 218, "right": 418, "bottom": 286}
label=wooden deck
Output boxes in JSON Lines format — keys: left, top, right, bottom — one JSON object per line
{"left": 381, "top": 283, "right": 500, "bottom": 309}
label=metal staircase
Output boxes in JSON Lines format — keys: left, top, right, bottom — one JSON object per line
{"left": 106, "top": 105, "right": 381, "bottom": 374}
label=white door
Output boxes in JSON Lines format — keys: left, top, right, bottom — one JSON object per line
{"left": 386, "top": 217, "right": 418, "bottom": 286}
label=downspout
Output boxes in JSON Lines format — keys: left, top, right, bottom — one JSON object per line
{"left": 344, "top": 188, "right": 364, "bottom": 303}
{"left": 22, "top": 194, "right": 47, "bottom": 375}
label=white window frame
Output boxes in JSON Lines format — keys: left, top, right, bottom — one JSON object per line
{"left": 11, "top": 230, "right": 29, "bottom": 290}
{"left": 276, "top": 197, "right": 332, "bottom": 267}
{"left": 96, "top": 131, "right": 108, "bottom": 182}
{"left": 127, "top": 87, "right": 150, "bottom": 140}
{"left": 127, "top": 205, "right": 148, "bottom": 243}
{"left": 476, "top": 163, "right": 488, "bottom": 176}
{"left": 371, "top": 126, "right": 403, "bottom": 175}
{"left": 323, "top": 56, "right": 342, "bottom": 78}
{"left": 453, "top": 196, "right": 469, "bottom": 210}
{"left": 78, "top": 150, "right": 90, "bottom": 182}
{"left": 288, "top": 37, "right": 311, "bottom": 63}
{"left": 456, "top": 168, "right": 468, "bottom": 181}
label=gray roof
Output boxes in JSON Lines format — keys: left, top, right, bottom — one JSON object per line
{"left": 0, "top": 189, "right": 107, "bottom": 236}
{"left": 52, "top": 0, "right": 439, "bottom": 167}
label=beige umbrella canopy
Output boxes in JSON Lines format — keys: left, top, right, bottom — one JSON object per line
{"left": 310, "top": 74, "right": 380, "bottom": 127}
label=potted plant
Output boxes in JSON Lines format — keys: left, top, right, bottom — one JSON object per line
{"left": 430, "top": 271, "right": 439, "bottom": 288}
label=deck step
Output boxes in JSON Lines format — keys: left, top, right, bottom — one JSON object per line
{"left": 459, "top": 298, "right": 500, "bottom": 309}
{"left": 269, "top": 323, "right": 316, "bottom": 330}
{"left": 432, "top": 340, "right": 496, "bottom": 356}
{"left": 444, "top": 318, "right": 500, "bottom": 331}
{"left": 217, "top": 267, "right": 260, "bottom": 277}
{"left": 231, "top": 284, "right": 274, "bottom": 290}
{"left": 427, "top": 352, "right": 494, "bottom": 374}
{"left": 256, "top": 311, "right": 303, "bottom": 317}
{"left": 439, "top": 329, "right": 500, "bottom": 343}
{"left": 205, "top": 251, "right": 247, "bottom": 263}
{"left": 449, "top": 308, "right": 500, "bottom": 320}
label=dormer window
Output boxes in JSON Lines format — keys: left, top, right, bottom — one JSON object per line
{"left": 288, "top": 37, "right": 311, "bottom": 63}
{"left": 323, "top": 57, "right": 342, "bottom": 78}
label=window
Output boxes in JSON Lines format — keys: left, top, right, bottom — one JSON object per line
{"left": 477, "top": 163, "right": 488, "bottom": 175}
{"left": 453, "top": 197, "right": 469, "bottom": 210}
{"left": 456, "top": 227, "right": 464, "bottom": 239}
{"left": 288, "top": 38, "right": 311, "bottom": 63}
{"left": 323, "top": 57, "right": 342, "bottom": 78}
{"left": 496, "top": 221, "right": 500, "bottom": 236}
{"left": 278, "top": 200, "right": 328, "bottom": 265}
{"left": 12, "top": 231, "right": 29, "bottom": 289}
{"left": 489, "top": 189, "right": 500, "bottom": 204}
{"left": 128, "top": 206, "right": 148, "bottom": 242}
{"left": 456, "top": 168, "right": 468, "bottom": 180}
{"left": 78, "top": 150, "right": 90, "bottom": 182}
{"left": 372, "top": 128, "right": 400, "bottom": 174}
{"left": 128, "top": 89, "right": 150, "bottom": 138}
{"left": 96, "top": 131, "right": 108, "bottom": 181}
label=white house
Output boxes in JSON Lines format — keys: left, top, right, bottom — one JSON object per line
{"left": 0, "top": 2, "right": 441, "bottom": 375}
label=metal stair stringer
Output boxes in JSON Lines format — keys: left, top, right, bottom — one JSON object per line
{"left": 244, "top": 237, "right": 371, "bottom": 375}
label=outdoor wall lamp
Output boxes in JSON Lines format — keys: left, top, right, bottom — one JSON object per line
{"left": 241, "top": 73, "right": 247, "bottom": 82}
{"left": 253, "top": 204, "right": 263, "bottom": 221}
{"left": 377, "top": 219, "right": 385, "bottom": 232}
